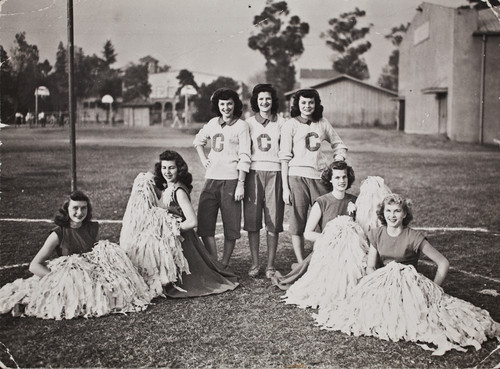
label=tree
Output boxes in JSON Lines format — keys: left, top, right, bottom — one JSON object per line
{"left": 2, "top": 36, "right": 124, "bottom": 119}
{"left": 157, "top": 64, "right": 171, "bottom": 73}
{"left": 46, "top": 41, "right": 69, "bottom": 111}
{"left": 0, "top": 45, "right": 16, "bottom": 123}
{"left": 51, "top": 44, "right": 106, "bottom": 102}
{"left": 45, "top": 41, "right": 89, "bottom": 113}
{"left": 377, "top": 24, "right": 408, "bottom": 92}
{"left": 96, "top": 40, "right": 121, "bottom": 98}
{"left": 102, "top": 40, "right": 117, "bottom": 66}
{"left": 175, "top": 69, "right": 199, "bottom": 110}
{"left": 176, "top": 69, "right": 199, "bottom": 94}
{"left": 122, "top": 63, "right": 151, "bottom": 101}
{"left": 248, "top": 0, "right": 309, "bottom": 108}
{"left": 9, "top": 32, "right": 51, "bottom": 113}
{"left": 37, "top": 59, "right": 52, "bottom": 78}
{"left": 465, "top": 0, "right": 499, "bottom": 8}
{"left": 54, "top": 41, "right": 67, "bottom": 75}
{"left": 72, "top": 42, "right": 121, "bottom": 99}
{"left": 192, "top": 76, "right": 240, "bottom": 122}
{"left": 10, "top": 32, "right": 39, "bottom": 75}
{"left": 322, "top": 7, "right": 371, "bottom": 80}
{"left": 74, "top": 48, "right": 99, "bottom": 98}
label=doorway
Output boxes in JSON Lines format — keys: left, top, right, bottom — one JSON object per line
{"left": 398, "top": 100, "right": 405, "bottom": 131}
{"left": 437, "top": 93, "right": 447, "bottom": 135}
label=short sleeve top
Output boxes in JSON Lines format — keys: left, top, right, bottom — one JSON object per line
{"left": 315, "top": 192, "right": 357, "bottom": 231}
{"left": 52, "top": 221, "right": 99, "bottom": 256}
{"left": 368, "top": 226, "right": 426, "bottom": 268}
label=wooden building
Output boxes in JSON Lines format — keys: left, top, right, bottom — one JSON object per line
{"left": 77, "top": 94, "right": 123, "bottom": 124}
{"left": 286, "top": 74, "right": 398, "bottom": 127}
{"left": 122, "top": 97, "right": 151, "bottom": 127}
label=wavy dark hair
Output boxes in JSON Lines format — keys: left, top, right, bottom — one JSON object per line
{"left": 210, "top": 88, "right": 243, "bottom": 118}
{"left": 54, "top": 190, "right": 93, "bottom": 227}
{"left": 376, "top": 194, "right": 414, "bottom": 227}
{"left": 250, "top": 84, "right": 279, "bottom": 114}
{"left": 321, "top": 161, "right": 355, "bottom": 192}
{"left": 154, "top": 150, "right": 193, "bottom": 193}
{"left": 290, "top": 88, "right": 324, "bottom": 121}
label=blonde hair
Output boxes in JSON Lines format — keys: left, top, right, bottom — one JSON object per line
{"left": 376, "top": 193, "right": 414, "bottom": 226}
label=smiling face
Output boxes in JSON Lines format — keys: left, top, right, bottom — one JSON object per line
{"left": 257, "top": 91, "right": 273, "bottom": 115}
{"left": 331, "top": 169, "right": 348, "bottom": 194}
{"left": 298, "top": 96, "right": 315, "bottom": 118}
{"left": 161, "top": 160, "right": 178, "bottom": 185}
{"left": 384, "top": 203, "right": 406, "bottom": 229}
{"left": 68, "top": 200, "right": 88, "bottom": 226}
{"left": 218, "top": 98, "right": 235, "bottom": 120}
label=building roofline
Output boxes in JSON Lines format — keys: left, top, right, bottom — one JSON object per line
{"left": 285, "top": 74, "right": 398, "bottom": 97}
{"left": 139, "top": 55, "right": 159, "bottom": 62}
{"left": 122, "top": 98, "right": 152, "bottom": 107}
{"left": 420, "top": 1, "right": 471, "bottom": 10}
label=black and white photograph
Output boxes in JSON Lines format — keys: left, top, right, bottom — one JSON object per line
{"left": 0, "top": 0, "right": 499, "bottom": 367}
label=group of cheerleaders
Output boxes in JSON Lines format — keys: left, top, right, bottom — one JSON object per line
{"left": 1, "top": 85, "right": 498, "bottom": 356}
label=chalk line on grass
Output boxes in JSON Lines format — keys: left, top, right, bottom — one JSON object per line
{"left": 414, "top": 226, "right": 489, "bottom": 233}
{"left": 0, "top": 262, "right": 29, "bottom": 271}
{"left": 216, "top": 222, "right": 491, "bottom": 233}
{"left": 0, "top": 218, "right": 122, "bottom": 224}
{"left": 2, "top": 219, "right": 498, "bottom": 284}
{"left": 420, "top": 260, "right": 500, "bottom": 284}
{"left": 1, "top": 219, "right": 491, "bottom": 233}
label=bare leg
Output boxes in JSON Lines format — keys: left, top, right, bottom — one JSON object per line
{"left": 202, "top": 236, "right": 218, "bottom": 260}
{"left": 221, "top": 238, "right": 236, "bottom": 267}
{"left": 291, "top": 234, "right": 304, "bottom": 263}
{"left": 248, "top": 231, "right": 260, "bottom": 268}
{"left": 266, "top": 231, "right": 278, "bottom": 269}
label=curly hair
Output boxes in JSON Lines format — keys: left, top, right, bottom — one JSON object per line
{"left": 54, "top": 190, "right": 93, "bottom": 227}
{"left": 290, "top": 88, "right": 324, "bottom": 121}
{"left": 154, "top": 150, "right": 193, "bottom": 193}
{"left": 210, "top": 88, "right": 243, "bottom": 118}
{"left": 376, "top": 194, "right": 414, "bottom": 227}
{"left": 250, "top": 84, "right": 279, "bottom": 114}
{"left": 320, "top": 161, "right": 355, "bottom": 192}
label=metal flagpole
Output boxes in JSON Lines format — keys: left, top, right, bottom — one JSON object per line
{"left": 67, "top": 0, "right": 77, "bottom": 191}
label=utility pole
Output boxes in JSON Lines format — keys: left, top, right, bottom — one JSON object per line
{"left": 68, "top": 0, "right": 77, "bottom": 191}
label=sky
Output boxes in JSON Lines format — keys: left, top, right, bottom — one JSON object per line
{"left": 0, "top": 0, "right": 471, "bottom": 85}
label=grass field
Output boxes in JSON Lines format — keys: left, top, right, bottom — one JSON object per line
{"left": 1, "top": 125, "right": 499, "bottom": 368}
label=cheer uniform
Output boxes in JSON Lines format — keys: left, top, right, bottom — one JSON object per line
{"left": 244, "top": 113, "right": 285, "bottom": 233}
{"left": 193, "top": 116, "right": 251, "bottom": 240}
{"left": 279, "top": 116, "right": 347, "bottom": 235}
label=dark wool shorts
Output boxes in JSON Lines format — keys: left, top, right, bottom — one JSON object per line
{"left": 197, "top": 179, "right": 242, "bottom": 240}
{"left": 243, "top": 170, "right": 284, "bottom": 233}
{"left": 287, "top": 176, "right": 329, "bottom": 235}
